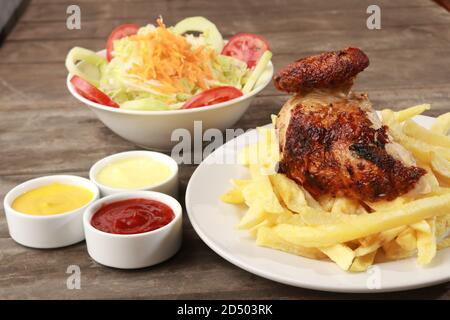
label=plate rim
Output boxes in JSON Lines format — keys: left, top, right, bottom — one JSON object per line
{"left": 185, "top": 114, "right": 450, "bottom": 293}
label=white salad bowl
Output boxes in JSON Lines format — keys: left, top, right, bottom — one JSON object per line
{"left": 83, "top": 191, "right": 182, "bottom": 269}
{"left": 3, "top": 175, "right": 100, "bottom": 249}
{"left": 66, "top": 50, "right": 273, "bottom": 151}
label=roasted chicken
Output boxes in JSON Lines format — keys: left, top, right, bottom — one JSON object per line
{"left": 274, "top": 48, "right": 427, "bottom": 202}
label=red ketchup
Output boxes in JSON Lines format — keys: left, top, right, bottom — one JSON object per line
{"left": 91, "top": 198, "right": 175, "bottom": 235}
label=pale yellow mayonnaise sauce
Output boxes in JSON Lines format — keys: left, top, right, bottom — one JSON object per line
{"left": 96, "top": 156, "right": 172, "bottom": 189}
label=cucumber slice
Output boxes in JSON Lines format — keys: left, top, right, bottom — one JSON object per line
{"left": 242, "top": 51, "right": 272, "bottom": 94}
{"left": 66, "top": 47, "right": 107, "bottom": 87}
{"left": 173, "top": 16, "right": 224, "bottom": 52}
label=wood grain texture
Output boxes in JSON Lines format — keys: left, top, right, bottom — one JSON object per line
{"left": 0, "top": 0, "right": 449, "bottom": 299}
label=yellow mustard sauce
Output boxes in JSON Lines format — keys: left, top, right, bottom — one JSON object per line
{"left": 12, "top": 183, "right": 94, "bottom": 216}
{"left": 96, "top": 156, "right": 172, "bottom": 189}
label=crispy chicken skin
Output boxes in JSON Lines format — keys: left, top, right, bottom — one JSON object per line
{"left": 273, "top": 47, "right": 369, "bottom": 94}
{"left": 274, "top": 48, "right": 426, "bottom": 202}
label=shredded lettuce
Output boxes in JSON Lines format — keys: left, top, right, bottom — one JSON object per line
{"left": 120, "top": 98, "right": 169, "bottom": 111}
{"left": 210, "top": 55, "right": 249, "bottom": 90}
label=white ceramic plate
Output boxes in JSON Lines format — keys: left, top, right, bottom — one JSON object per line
{"left": 186, "top": 115, "right": 450, "bottom": 293}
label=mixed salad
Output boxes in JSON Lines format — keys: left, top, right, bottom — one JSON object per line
{"left": 66, "top": 17, "right": 272, "bottom": 111}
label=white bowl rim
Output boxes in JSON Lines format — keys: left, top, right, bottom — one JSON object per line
{"left": 66, "top": 49, "right": 274, "bottom": 115}
{"left": 83, "top": 190, "right": 182, "bottom": 239}
{"left": 4, "top": 175, "right": 100, "bottom": 220}
{"left": 89, "top": 150, "right": 178, "bottom": 193}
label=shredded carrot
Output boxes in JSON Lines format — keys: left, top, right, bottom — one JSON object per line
{"left": 123, "top": 18, "right": 216, "bottom": 94}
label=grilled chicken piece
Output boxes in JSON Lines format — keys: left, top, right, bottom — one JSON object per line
{"left": 273, "top": 47, "right": 369, "bottom": 94}
{"left": 274, "top": 48, "right": 427, "bottom": 202}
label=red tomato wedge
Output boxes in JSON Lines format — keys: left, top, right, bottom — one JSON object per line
{"left": 71, "top": 76, "right": 119, "bottom": 108}
{"left": 106, "top": 23, "right": 140, "bottom": 61}
{"left": 182, "top": 86, "right": 243, "bottom": 109}
{"left": 222, "top": 33, "right": 270, "bottom": 68}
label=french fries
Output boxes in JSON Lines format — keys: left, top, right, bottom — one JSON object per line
{"left": 269, "top": 173, "right": 307, "bottom": 213}
{"left": 320, "top": 244, "right": 355, "bottom": 270}
{"left": 393, "top": 103, "right": 430, "bottom": 123}
{"left": 403, "top": 120, "right": 450, "bottom": 148}
{"left": 274, "top": 194, "right": 450, "bottom": 248}
{"left": 221, "top": 105, "right": 450, "bottom": 272}
{"left": 430, "top": 112, "right": 450, "bottom": 135}
{"left": 256, "top": 226, "right": 326, "bottom": 260}
{"left": 349, "top": 251, "right": 377, "bottom": 272}
{"left": 412, "top": 219, "right": 437, "bottom": 265}
{"left": 431, "top": 152, "right": 450, "bottom": 184}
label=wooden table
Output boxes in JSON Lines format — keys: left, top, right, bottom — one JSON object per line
{"left": 1, "top": 0, "right": 449, "bottom": 299}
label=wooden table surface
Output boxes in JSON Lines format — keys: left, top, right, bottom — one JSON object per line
{"left": 1, "top": 0, "right": 450, "bottom": 299}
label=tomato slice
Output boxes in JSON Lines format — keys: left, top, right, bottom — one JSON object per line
{"left": 182, "top": 86, "right": 243, "bottom": 109}
{"left": 71, "top": 76, "right": 119, "bottom": 108}
{"left": 106, "top": 23, "right": 140, "bottom": 61}
{"left": 222, "top": 33, "right": 270, "bottom": 68}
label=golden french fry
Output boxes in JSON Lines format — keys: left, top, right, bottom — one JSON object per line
{"left": 427, "top": 187, "right": 450, "bottom": 196}
{"left": 276, "top": 207, "right": 345, "bottom": 227}
{"left": 430, "top": 112, "right": 450, "bottom": 135}
{"left": 381, "top": 108, "right": 396, "bottom": 125}
{"left": 391, "top": 104, "right": 430, "bottom": 123}
{"left": 239, "top": 127, "right": 278, "bottom": 168}
{"left": 382, "top": 239, "right": 416, "bottom": 261}
{"left": 220, "top": 179, "right": 250, "bottom": 205}
{"left": 395, "top": 228, "right": 417, "bottom": 251}
{"left": 393, "top": 127, "right": 450, "bottom": 163}
{"left": 414, "top": 218, "right": 436, "bottom": 265}
{"left": 365, "top": 197, "right": 408, "bottom": 212}
{"left": 239, "top": 128, "right": 278, "bottom": 173}
{"left": 319, "top": 244, "right": 355, "bottom": 271}
{"left": 355, "top": 226, "right": 406, "bottom": 256}
{"left": 238, "top": 145, "right": 256, "bottom": 166}
{"left": 437, "top": 237, "right": 450, "bottom": 250}
{"left": 331, "top": 197, "right": 367, "bottom": 215}
{"left": 256, "top": 226, "right": 326, "bottom": 260}
{"left": 410, "top": 220, "right": 431, "bottom": 233}
{"left": 232, "top": 179, "right": 251, "bottom": 189}
{"left": 349, "top": 251, "right": 377, "bottom": 272}
{"left": 271, "top": 114, "right": 277, "bottom": 126}
{"left": 248, "top": 219, "right": 273, "bottom": 238}
{"left": 403, "top": 120, "right": 450, "bottom": 148}
{"left": 270, "top": 173, "right": 307, "bottom": 213}
{"left": 435, "top": 213, "right": 450, "bottom": 238}
{"left": 220, "top": 188, "right": 245, "bottom": 204}
{"left": 274, "top": 194, "right": 450, "bottom": 248}
{"left": 237, "top": 206, "right": 268, "bottom": 230}
{"left": 382, "top": 110, "right": 450, "bottom": 163}
{"left": 242, "top": 170, "right": 284, "bottom": 214}
{"left": 431, "top": 152, "right": 450, "bottom": 184}
{"left": 275, "top": 209, "right": 305, "bottom": 226}
{"left": 302, "top": 188, "right": 322, "bottom": 210}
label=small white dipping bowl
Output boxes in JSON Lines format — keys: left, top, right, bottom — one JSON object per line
{"left": 89, "top": 150, "right": 179, "bottom": 198}
{"left": 3, "top": 175, "right": 100, "bottom": 249}
{"left": 83, "top": 191, "right": 182, "bottom": 269}
{"left": 67, "top": 50, "right": 273, "bottom": 151}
